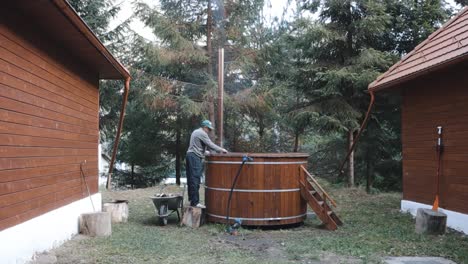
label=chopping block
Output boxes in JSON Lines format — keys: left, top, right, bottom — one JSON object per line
{"left": 415, "top": 208, "right": 447, "bottom": 235}
{"left": 181, "top": 206, "right": 206, "bottom": 228}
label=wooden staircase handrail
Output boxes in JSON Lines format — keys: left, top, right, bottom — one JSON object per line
{"left": 300, "top": 165, "right": 337, "bottom": 207}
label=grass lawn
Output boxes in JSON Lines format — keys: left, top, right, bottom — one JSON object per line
{"left": 49, "top": 184, "right": 468, "bottom": 264}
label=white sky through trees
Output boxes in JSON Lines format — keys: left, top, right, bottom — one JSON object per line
{"left": 109, "top": 0, "right": 298, "bottom": 42}
{"left": 110, "top": 0, "right": 460, "bottom": 43}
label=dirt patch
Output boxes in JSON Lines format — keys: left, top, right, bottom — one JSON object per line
{"left": 209, "top": 230, "right": 362, "bottom": 264}
{"left": 217, "top": 232, "right": 288, "bottom": 261}
{"left": 315, "top": 252, "right": 363, "bottom": 264}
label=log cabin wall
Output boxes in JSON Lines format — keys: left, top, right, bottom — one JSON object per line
{"left": 401, "top": 61, "right": 468, "bottom": 214}
{"left": 0, "top": 10, "right": 99, "bottom": 231}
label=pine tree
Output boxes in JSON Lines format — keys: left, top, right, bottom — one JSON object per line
{"left": 381, "top": 0, "right": 452, "bottom": 55}
{"left": 297, "top": 0, "right": 395, "bottom": 186}
{"left": 135, "top": 0, "right": 212, "bottom": 185}
{"left": 135, "top": 0, "right": 265, "bottom": 184}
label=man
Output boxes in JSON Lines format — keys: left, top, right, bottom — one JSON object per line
{"left": 186, "top": 120, "right": 227, "bottom": 208}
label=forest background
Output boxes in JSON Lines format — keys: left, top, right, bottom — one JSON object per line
{"left": 69, "top": 0, "right": 466, "bottom": 191}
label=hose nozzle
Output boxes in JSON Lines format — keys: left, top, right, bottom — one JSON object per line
{"left": 242, "top": 155, "right": 253, "bottom": 162}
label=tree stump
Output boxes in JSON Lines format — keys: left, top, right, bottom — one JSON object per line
{"left": 79, "top": 212, "right": 112, "bottom": 237}
{"left": 181, "top": 206, "right": 205, "bottom": 228}
{"left": 103, "top": 200, "right": 129, "bottom": 223}
{"left": 415, "top": 208, "right": 447, "bottom": 235}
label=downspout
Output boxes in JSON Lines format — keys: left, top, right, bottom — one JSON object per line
{"left": 106, "top": 77, "right": 131, "bottom": 190}
{"left": 337, "top": 90, "right": 375, "bottom": 178}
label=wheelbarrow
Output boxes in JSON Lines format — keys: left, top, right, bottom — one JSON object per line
{"left": 150, "top": 185, "right": 185, "bottom": 226}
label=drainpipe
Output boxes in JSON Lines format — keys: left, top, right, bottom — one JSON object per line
{"left": 106, "top": 77, "right": 131, "bottom": 190}
{"left": 337, "top": 91, "right": 375, "bottom": 178}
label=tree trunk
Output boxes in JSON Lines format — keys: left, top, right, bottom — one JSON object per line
{"left": 293, "top": 131, "right": 299, "bottom": 152}
{"left": 258, "top": 119, "right": 265, "bottom": 151}
{"left": 293, "top": 92, "right": 301, "bottom": 153}
{"left": 207, "top": 0, "right": 212, "bottom": 76}
{"left": 175, "top": 122, "right": 181, "bottom": 186}
{"left": 208, "top": 100, "right": 216, "bottom": 140}
{"left": 131, "top": 163, "right": 135, "bottom": 189}
{"left": 347, "top": 130, "right": 354, "bottom": 187}
{"left": 232, "top": 126, "right": 238, "bottom": 152}
{"left": 366, "top": 150, "right": 374, "bottom": 193}
{"left": 345, "top": 1, "right": 353, "bottom": 61}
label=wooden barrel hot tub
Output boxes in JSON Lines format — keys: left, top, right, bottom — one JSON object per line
{"left": 205, "top": 153, "right": 309, "bottom": 226}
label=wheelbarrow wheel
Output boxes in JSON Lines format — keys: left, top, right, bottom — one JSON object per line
{"left": 159, "top": 204, "right": 168, "bottom": 226}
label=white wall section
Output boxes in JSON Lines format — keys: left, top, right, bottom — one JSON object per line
{"left": 0, "top": 194, "right": 102, "bottom": 264}
{"left": 401, "top": 200, "right": 468, "bottom": 234}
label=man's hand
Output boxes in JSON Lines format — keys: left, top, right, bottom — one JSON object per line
{"left": 220, "top": 148, "right": 228, "bottom": 153}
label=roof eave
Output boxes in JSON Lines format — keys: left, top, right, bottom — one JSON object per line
{"left": 369, "top": 6, "right": 468, "bottom": 92}
{"left": 369, "top": 53, "right": 468, "bottom": 92}
{"left": 52, "top": 0, "right": 130, "bottom": 80}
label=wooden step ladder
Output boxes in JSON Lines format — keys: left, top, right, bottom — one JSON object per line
{"left": 299, "top": 165, "right": 343, "bottom": 231}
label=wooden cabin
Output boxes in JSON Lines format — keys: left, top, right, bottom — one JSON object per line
{"left": 369, "top": 7, "right": 468, "bottom": 233}
{"left": 0, "top": 1, "right": 130, "bottom": 262}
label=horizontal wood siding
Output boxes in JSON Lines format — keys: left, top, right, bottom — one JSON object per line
{"left": 0, "top": 14, "right": 99, "bottom": 231}
{"left": 401, "top": 62, "right": 468, "bottom": 214}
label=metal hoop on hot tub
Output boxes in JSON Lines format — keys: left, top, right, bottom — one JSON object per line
{"left": 207, "top": 213, "right": 307, "bottom": 222}
{"left": 205, "top": 186, "right": 300, "bottom": 193}
{"left": 205, "top": 161, "right": 308, "bottom": 165}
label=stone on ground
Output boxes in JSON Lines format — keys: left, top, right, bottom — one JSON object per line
{"left": 103, "top": 200, "right": 129, "bottom": 223}
{"left": 79, "top": 212, "right": 112, "bottom": 237}
{"left": 384, "top": 256, "right": 457, "bottom": 264}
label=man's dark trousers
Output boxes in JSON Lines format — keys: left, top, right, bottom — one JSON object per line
{"left": 186, "top": 152, "right": 203, "bottom": 206}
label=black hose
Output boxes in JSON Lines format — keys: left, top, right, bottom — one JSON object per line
{"left": 225, "top": 155, "right": 252, "bottom": 230}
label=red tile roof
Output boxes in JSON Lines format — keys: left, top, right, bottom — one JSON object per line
{"left": 369, "top": 6, "right": 468, "bottom": 91}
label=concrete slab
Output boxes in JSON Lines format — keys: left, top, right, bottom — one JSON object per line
{"left": 384, "top": 257, "right": 457, "bottom": 264}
